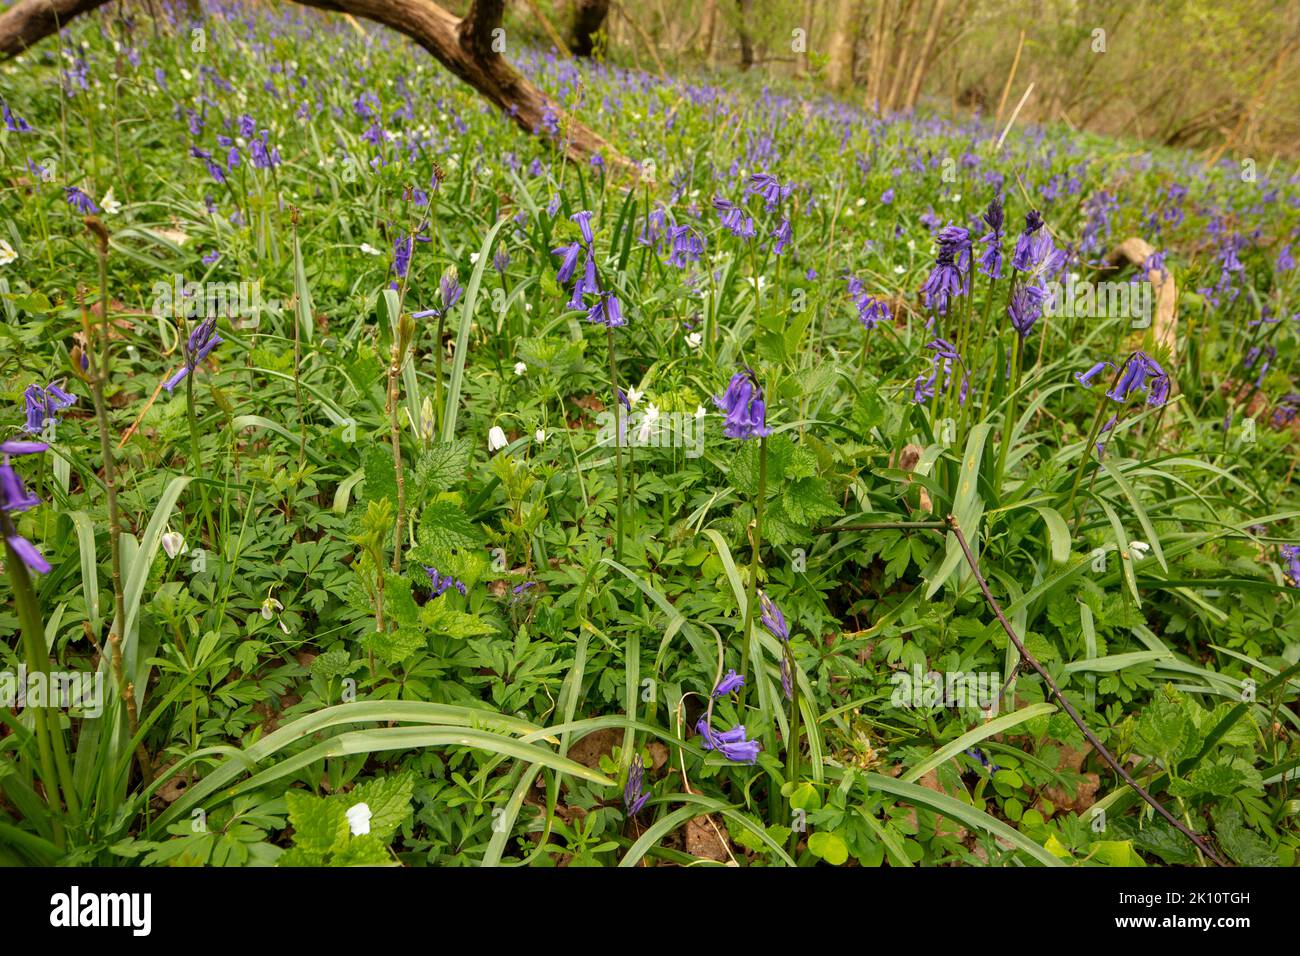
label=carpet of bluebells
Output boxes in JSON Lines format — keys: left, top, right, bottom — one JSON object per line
{"left": 1, "top": 1, "right": 1299, "bottom": 867}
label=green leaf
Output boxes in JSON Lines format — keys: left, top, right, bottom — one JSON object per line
{"left": 345, "top": 773, "right": 414, "bottom": 842}
{"left": 285, "top": 791, "right": 349, "bottom": 856}
{"left": 807, "top": 830, "right": 849, "bottom": 865}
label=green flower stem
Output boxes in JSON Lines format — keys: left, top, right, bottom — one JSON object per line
{"left": 606, "top": 325, "right": 624, "bottom": 560}
{"left": 736, "top": 435, "right": 767, "bottom": 712}
{"left": 5, "top": 536, "right": 72, "bottom": 844}
{"left": 995, "top": 334, "right": 1024, "bottom": 491}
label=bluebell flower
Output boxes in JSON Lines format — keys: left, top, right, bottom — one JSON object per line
{"left": 713, "top": 369, "right": 772, "bottom": 440}
{"left": 1281, "top": 545, "right": 1300, "bottom": 586}
{"left": 696, "top": 718, "right": 761, "bottom": 765}
{"left": 624, "top": 755, "right": 651, "bottom": 816}
{"left": 1012, "top": 210, "right": 1044, "bottom": 272}
{"left": 65, "top": 186, "right": 98, "bottom": 215}
{"left": 22, "top": 382, "right": 76, "bottom": 434}
{"left": 759, "top": 592, "right": 788, "bottom": 641}
{"left": 712, "top": 669, "right": 745, "bottom": 697}
{"left": 163, "top": 317, "right": 222, "bottom": 393}
{"left": 977, "top": 196, "right": 1004, "bottom": 279}
{"left": 424, "top": 565, "right": 467, "bottom": 597}
{"left": 1, "top": 440, "right": 50, "bottom": 574}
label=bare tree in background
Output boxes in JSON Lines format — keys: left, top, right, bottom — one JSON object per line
{"left": 736, "top": 0, "right": 754, "bottom": 70}
{"left": 825, "top": 0, "right": 861, "bottom": 92}
{"left": 567, "top": 0, "right": 609, "bottom": 57}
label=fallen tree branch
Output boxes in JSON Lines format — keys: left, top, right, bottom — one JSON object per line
{"left": 0, "top": 0, "right": 630, "bottom": 170}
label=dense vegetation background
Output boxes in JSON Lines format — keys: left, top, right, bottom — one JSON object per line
{"left": 0, "top": 0, "right": 1297, "bottom": 867}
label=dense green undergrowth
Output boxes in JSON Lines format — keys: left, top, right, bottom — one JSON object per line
{"left": 0, "top": 2, "right": 1298, "bottom": 867}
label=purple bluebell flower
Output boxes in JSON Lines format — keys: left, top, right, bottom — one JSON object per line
{"left": 1075, "top": 361, "right": 1114, "bottom": 388}
{"left": 1012, "top": 210, "right": 1044, "bottom": 272}
{"left": 920, "top": 249, "right": 962, "bottom": 315}
{"left": 1, "top": 441, "right": 50, "bottom": 574}
{"left": 770, "top": 218, "right": 792, "bottom": 255}
{"left": 2, "top": 101, "right": 32, "bottom": 133}
{"left": 587, "top": 292, "right": 625, "bottom": 328}
{"left": 1007, "top": 286, "right": 1041, "bottom": 339}
{"left": 424, "top": 565, "right": 467, "bottom": 597}
{"left": 759, "top": 592, "right": 788, "bottom": 641}
{"left": 1106, "top": 351, "right": 1169, "bottom": 406}
{"left": 666, "top": 224, "right": 704, "bottom": 269}
{"left": 624, "top": 754, "right": 651, "bottom": 816}
{"left": 571, "top": 210, "right": 595, "bottom": 246}
{"left": 163, "top": 316, "right": 222, "bottom": 393}
{"left": 713, "top": 369, "right": 772, "bottom": 440}
{"left": 392, "top": 234, "right": 414, "bottom": 279}
{"left": 712, "top": 669, "right": 745, "bottom": 697}
{"left": 713, "top": 197, "right": 755, "bottom": 240}
{"left": 22, "top": 382, "right": 76, "bottom": 434}
{"left": 696, "top": 718, "right": 761, "bottom": 765}
{"left": 552, "top": 241, "right": 582, "bottom": 284}
{"left": 65, "top": 186, "right": 98, "bottom": 215}
{"left": 977, "top": 196, "right": 1004, "bottom": 279}
{"left": 1281, "top": 545, "right": 1300, "bottom": 586}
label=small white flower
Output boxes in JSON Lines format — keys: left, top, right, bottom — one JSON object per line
{"left": 514, "top": 361, "right": 527, "bottom": 376}
{"left": 625, "top": 386, "right": 643, "bottom": 408}
{"left": 345, "top": 802, "right": 372, "bottom": 836}
{"left": 160, "top": 531, "right": 186, "bottom": 559}
{"left": 180, "top": 68, "right": 192, "bottom": 81}
{"left": 360, "top": 243, "right": 382, "bottom": 256}
{"left": 855, "top": 197, "right": 866, "bottom": 207}
{"left": 260, "top": 596, "right": 283, "bottom": 621}
{"left": 100, "top": 189, "right": 121, "bottom": 215}
{"left": 470, "top": 252, "right": 480, "bottom": 264}
{"left": 1129, "top": 541, "right": 1151, "bottom": 561}
{"left": 0, "top": 240, "right": 16, "bottom": 266}
{"left": 488, "top": 425, "right": 508, "bottom": 452}
{"left": 907, "top": 239, "right": 916, "bottom": 251}
{"left": 951, "top": 193, "right": 962, "bottom": 203}
{"left": 685, "top": 331, "right": 703, "bottom": 349}
{"left": 894, "top": 264, "right": 906, "bottom": 275}
{"left": 534, "top": 429, "right": 546, "bottom": 443}
{"left": 695, "top": 405, "right": 707, "bottom": 418}
{"left": 637, "top": 404, "right": 660, "bottom": 444}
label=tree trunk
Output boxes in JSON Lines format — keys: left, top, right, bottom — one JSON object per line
{"left": 698, "top": 0, "right": 717, "bottom": 65}
{"left": 864, "top": 0, "right": 891, "bottom": 113}
{"left": 568, "top": 0, "right": 609, "bottom": 57}
{"left": 825, "top": 0, "right": 860, "bottom": 92}
{"left": 0, "top": 0, "right": 628, "bottom": 169}
{"left": 903, "top": 0, "right": 945, "bottom": 110}
{"left": 736, "top": 0, "right": 754, "bottom": 70}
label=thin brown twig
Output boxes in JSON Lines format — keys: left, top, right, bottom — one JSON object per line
{"left": 943, "top": 513, "right": 1225, "bottom": 866}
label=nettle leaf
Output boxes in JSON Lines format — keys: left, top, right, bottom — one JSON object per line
{"left": 365, "top": 627, "right": 426, "bottom": 666}
{"left": 311, "top": 647, "right": 360, "bottom": 679}
{"left": 423, "top": 598, "right": 497, "bottom": 639}
{"left": 346, "top": 773, "right": 415, "bottom": 842}
{"left": 1213, "top": 807, "right": 1276, "bottom": 867}
{"left": 285, "top": 791, "right": 349, "bottom": 856}
{"left": 413, "top": 439, "right": 473, "bottom": 496}
{"left": 416, "top": 500, "right": 483, "bottom": 555}
{"left": 384, "top": 573, "right": 421, "bottom": 628}
{"left": 781, "top": 476, "right": 842, "bottom": 527}
{"left": 331, "top": 834, "right": 394, "bottom": 866}
{"left": 1169, "top": 758, "right": 1249, "bottom": 800}
{"left": 361, "top": 443, "right": 398, "bottom": 503}
{"left": 1133, "top": 690, "right": 1196, "bottom": 762}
